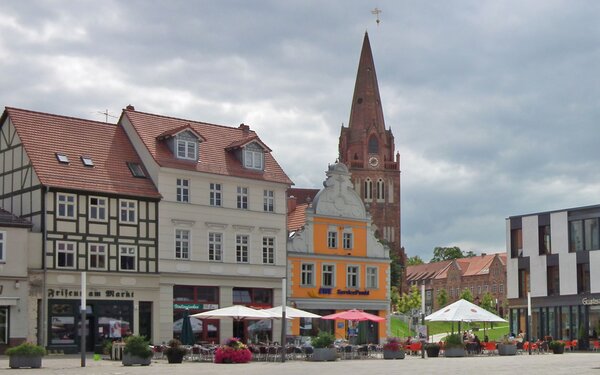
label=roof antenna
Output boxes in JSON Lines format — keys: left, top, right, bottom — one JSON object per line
{"left": 95, "top": 109, "right": 118, "bottom": 123}
{"left": 371, "top": 7, "right": 382, "bottom": 26}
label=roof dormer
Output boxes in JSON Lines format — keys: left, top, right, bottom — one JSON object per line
{"left": 225, "top": 131, "right": 271, "bottom": 171}
{"left": 156, "top": 125, "right": 205, "bottom": 162}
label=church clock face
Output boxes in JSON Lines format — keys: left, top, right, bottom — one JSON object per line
{"left": 368, "top": 156, "right": 379, "bottom": 168}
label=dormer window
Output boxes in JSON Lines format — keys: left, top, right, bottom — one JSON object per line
{"left": 176, "top": 131, "right": 198, "bottom": 161}
{"left": 244, "top": 142, "right": 263, "bottom": 170}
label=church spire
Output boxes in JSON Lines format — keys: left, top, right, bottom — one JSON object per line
{"left": 347, "top": 31, "right": 386, "bottom": 132}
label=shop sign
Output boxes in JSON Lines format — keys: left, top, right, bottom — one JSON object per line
{"left": 582, "top": 297, "right": 600, "bottom": 305}
{"left": 48, "top": 288, "right": 134, "bottom": 299}
{"left": 173, "top": 303, "right": 219, "bottom": 310}
{"left": 336, "top": 289, "right": 370, "bottom": 296}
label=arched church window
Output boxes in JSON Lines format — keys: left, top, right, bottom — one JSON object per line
{"left": 377, "top": 178, "right": 385, "bottom": 201}
{"left": 368, "top": 135, "right": 378, "bottom": 154}
{"left": 364, "top": 178, "right": 372, "bottom": 201}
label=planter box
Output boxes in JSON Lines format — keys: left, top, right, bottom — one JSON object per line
{"left": 122, "top": 353, "right": 152, "bottom": 366}
{"left": 498, "top": 344, "right": 517, "bottom": 356}
{"left": 311, "top": 348, "right": 338, "bottom": 361}
{"left": 166, "top": 350, "right": 185, "bottom": 363}
{"left": 383, "top": 349, "right": 405, "bottom": 359}
{"left": 551, "top": 346, "right": 565, "bottom": 354}
{"left": 9, "top": 355, "right": 42, "bottom": 369}
{"left": 444, "top": 347, "right": 465, "bottom": 357}
{"left": 426, "top": 346, "right": 440, "bottom": 357}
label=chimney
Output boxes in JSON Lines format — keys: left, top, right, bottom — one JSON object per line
{"left": 239, "top": 123, "right": 250, "bottom": 132}
{"left": 126, "top": 104, "right": 135, "bottom": 111}
{"left": 287, "top": 195, "right": 297, "bottom": 213}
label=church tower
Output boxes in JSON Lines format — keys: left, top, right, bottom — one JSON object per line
{"left": 338, "top": 32, "right": 405, "bottom": 289}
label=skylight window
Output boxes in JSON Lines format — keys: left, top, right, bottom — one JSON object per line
{"left": 81, "top": 156, "right": 94, "bottom": 167}
{"left": 56, "top": 153, "right": 69, "bottom": 164}
{"left": 127, "top": 162, "right": 146, "bottom": 178}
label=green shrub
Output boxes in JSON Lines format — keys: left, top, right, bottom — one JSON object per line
{"left": 103, "top": 340, "right": 113, "bottom": 355}
{"left": 311, "top": 331, "right": 335, "bottom": 348}
{"left": 5, "top": 342, "right": 46, "bottom": 357}
{"left": 443, "top": 333, "right": 464, "bottom": 348}
{"left": 123, "top": 335, "right": 152, "bottom": 359}
{"left": 549, "top": 341, "right": 565, "bottom": 350}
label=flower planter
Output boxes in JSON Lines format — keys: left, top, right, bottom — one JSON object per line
{"left": 167, "top": 351, "right": 186, "bottom": 363}
{"left": 383, "top": 349, "right": 405, "bottom": 359}
{"left": 425, "top": 346, "right": 440, "bottom": 357}
{"left": 444, "top": 347, "right": 465, "bottom": 357}
{"left": 498, "top": 344, "right": 517, "bottom": 356}
{"left": 9, "top": 355, "right": 42, "bottom": 369}
{"left": 311, "top": 348, "right": 338, "bottom": 361}
{"left": 122, "top": 353, "right": 152, "bottom": 366}
{"left": 551, "top": 346, "right": 565, "bottom": 354}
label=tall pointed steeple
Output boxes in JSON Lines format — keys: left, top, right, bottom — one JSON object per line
{"left": 347, "top": 32, "right": 386, "bottom": 132}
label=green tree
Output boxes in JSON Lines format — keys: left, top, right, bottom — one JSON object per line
{"left": 390, "top": 286, "right": 400, "bottom": 311}
{"left": 430, "top": 246, "right": 464, "bottom": 262}
{"left": 407, "top": 255, "right": 424, "bottom": 266}
{"left": 387, "top": 243, "right": 403, "bottom": 289}
{"left": 459, "top": 288, "right": 473, "bottom": 302}
{"left": 479, "top": 292, "right": 495, "bottom": 313}
{"left": 397, "top": 285, "right": 422, "bottom": 314}
{"left": 436, "top": 288, "right": 448, "bottom": 308}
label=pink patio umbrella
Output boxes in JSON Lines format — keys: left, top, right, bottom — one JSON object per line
{"left": 321, "top": 309, "right": 385, "bottom": 322}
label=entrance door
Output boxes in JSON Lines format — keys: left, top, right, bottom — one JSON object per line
{"left": 86, "top": 317, "right": 95, "bottom": 352}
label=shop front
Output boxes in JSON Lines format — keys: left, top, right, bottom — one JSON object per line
{"left": 509, "top": 293, "right": 600, "bottom": 349}
{"left": 44, "top": 273, "right": 159, "bottom": 354}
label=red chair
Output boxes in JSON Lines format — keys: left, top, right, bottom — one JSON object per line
{"left": 592, "top": 340, "right": 600, "bottom": 351}
{"left": 482, "top": 341, "right": 497, "bottom": 355}
{"left": 564, "top": 340, "right": 572, "bottom": 351}
{"left": 571, "top": 340, "right": 578, "bottom": 351}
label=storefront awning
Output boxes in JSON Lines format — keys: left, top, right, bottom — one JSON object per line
{"left": 0, "top": 297, "right": 19, "bottom": 306}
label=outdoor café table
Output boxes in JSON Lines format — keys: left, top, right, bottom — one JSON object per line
{"left": 111, "top": 341, "right": 126, "bottom": 360}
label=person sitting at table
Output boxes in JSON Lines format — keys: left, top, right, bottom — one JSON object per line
{"left": 483, "top": 335, "right": 489, "bottom": 343}
{"left": 462, "top": 331, "right": 468, "bottom": 342}
{"left": 516, "top": 330, "right": 525, "bottom": 343}
{"left": 473, "top": 334, "right": 482, "bottom": 354}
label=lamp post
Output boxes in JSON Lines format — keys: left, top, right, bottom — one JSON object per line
{"left": 527, "top": 291, "right": 532, "bottom": 355}
{"left": 280, "top": 277, "right": 286, "bottom": 363}
{"left": 80, "top": 272, "right": 86, "bottom": 367}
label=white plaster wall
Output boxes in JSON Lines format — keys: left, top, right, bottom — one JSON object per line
{"left": 522, "top": 215, "right": 538, "bottom": 258}
{"left": 551, "top": 212, "right": 568, "bottom": 255}
{"left": 559, "top": 253, "right": 577, "bottom": 295}
{"left": 590, "top": 250, "right": 600, "bottom": 293}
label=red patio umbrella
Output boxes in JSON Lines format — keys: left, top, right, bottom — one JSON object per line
{"left": 320, "top": 309, "right": 385, "bottom": 322}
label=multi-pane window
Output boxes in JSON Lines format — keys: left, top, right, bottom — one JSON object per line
{"left": 244, "top": 143, "right": 263, "bottom": 170}
{"left": 237, "top": 187, "right": 248, "bottom": 209}
{"left": 89, "top": 196, "right": 107, "bottom": 221}
{"left": 119, "top": 245, "right": 137, "bottom": 271}
{"left": 499, "top": 284, "right": 504, "bottom": 293}
{"left": 176, "top": 132, "right": 197, "bottom": 160}
{"left": 236, "top": 234, "right": 249, "bottom": 263}
{"left": 366, "top": 266, "right": 378, "bottom": 288}
{"left": 327, "top": 231, "right": 337, "bottom": 248}
{"left": 88, "top": 244, "right": 107, "bottom": 270}
{"left": 176, "top": 178, "right": 190, "bottom": 203}
{"left": 57, "top": 193, "right": 76, "bottom": 219}
{"left": 119, "top": 200, "right": 137, "bottom": 224}
{"left": 0, "top": 231, "right": 4, "bottom": 262}
{"left": 263, "top": 190, "right": 274, "bottom": 212}
{"left": 343, "top": 232, "right": 353, "bottom": 250}
{"left": 208, "top": 232, "right": 223, "bottom": 261}
{"left": 577, "top": 263, "right": 590, "bottom": 294}
{"left": 262, "top": 236, "right": 275, "bottom": 264}
{"left": 301, "top": 263, "right": 314, "bottom": 286}
{"left": 539, "top": 225, "right": 551, "bottom": 255}
{"left": 322, "top": 264, "right": 334, "bottom": 287}
{"left": 209, "top": 183, "right": 222, "bottom": 207}
{"left": 175, "top": 229, "right": 190, "bottom": 259}
{"left": 569, "top": 218, "right": 599, "bottom": 252}
{"left": 347, "top": 265, "right": 359, "bottom": 288}
{"left": 57, "top": 241, "right": 76, "bottom": 269}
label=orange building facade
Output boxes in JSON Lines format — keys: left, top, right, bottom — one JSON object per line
{"left": 287, "top": 163, "right": 391, "bottom": 344}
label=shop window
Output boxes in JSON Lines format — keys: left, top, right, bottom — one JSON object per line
{"left": 232, "top": 288, "right": 272, "bottom": 306}
{"left": 174, "top": 286, "right": 195, "bottom": 302}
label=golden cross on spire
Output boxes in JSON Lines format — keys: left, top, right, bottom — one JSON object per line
{"left": 371, "top": 7, "right": 382, "bottom": 26}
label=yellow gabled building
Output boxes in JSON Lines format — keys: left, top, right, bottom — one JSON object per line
{"left": 287, "top": 162, "right": 390, "bottom": 344}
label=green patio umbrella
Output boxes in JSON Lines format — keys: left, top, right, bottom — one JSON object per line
{"left": 180, "top": 310, "right": 195, "bottom": 346}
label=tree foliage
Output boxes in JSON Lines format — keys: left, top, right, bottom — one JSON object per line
{"left": 388, "top": 244, "right": 404, "bottom": 290}
{"left": 459, "top": 288, "right": 473, "bottom": 302}
{"left": 436, "top": 288, "right": 448, "bottom": 308}
{"left": 390, "top": 286, "right": 400, "bottom": 311}
{"left": 407, "top": 255, "right": 424, "bottom": 266}
{"left": 479, "top": 292, "right": 496, "bottom": 313}
{"left": 430, "top": 246, "right": 476, "bottom": 262}
{"left": 396, "top": 285, "right": 422, "bottom": 314}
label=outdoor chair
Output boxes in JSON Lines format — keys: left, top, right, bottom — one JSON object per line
{"left": 592, "top": 340, "right": 600, "bottom": 351}
{"left": 482, "top": 341, "right": 497, "bottom": 355}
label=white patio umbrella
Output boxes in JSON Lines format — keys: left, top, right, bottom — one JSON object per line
{"left": 425, "top": 299, "right": 506, "bottom": 323}
{"left": 173, "top": 316, "right": 203, "bottom": 332}
{"left": 264, "top": 305, "right": 322, "bottom": 319}
{"left": 191, "top": 305, "right": 276, "bottom": 320}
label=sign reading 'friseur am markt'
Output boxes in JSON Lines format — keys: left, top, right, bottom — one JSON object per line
{"left": 48, "top": 288, "right": 134, "bottom": 298}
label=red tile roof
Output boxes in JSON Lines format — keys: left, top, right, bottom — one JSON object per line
{"left": 2, "top": 107, "right": 161, "bottom": 199}
{"left": 122, "top": 109, "right": 292, "bottom": 185}
{"left": 288, "top": 188, "right": 319, "bottom": 204}
{"left": 288, "top": 203, "right": 308, "bottom": 232}
{"left": 406, "top": 261, "right": 452, "bottom": 282}
{"left": 407, "top": 253, "right": 506, "bottom": 282}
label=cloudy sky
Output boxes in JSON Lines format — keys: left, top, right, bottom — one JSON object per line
{"left": 2, "top": 1, "right": 600, "bottom": 261}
